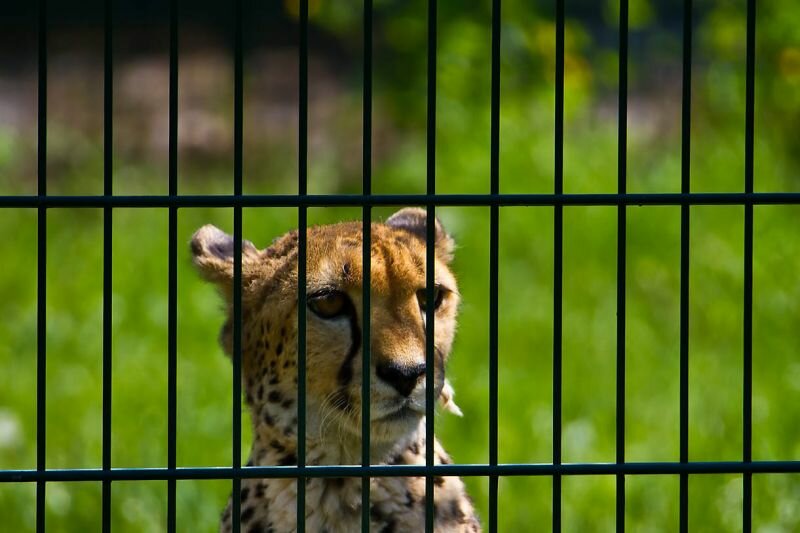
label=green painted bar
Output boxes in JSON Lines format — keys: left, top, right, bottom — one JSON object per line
{"left": 297, "top": 1, "right": 309, "bottom": 529}
{"left": 360, "top": 0, "right": 373, "bottom": 529}
{"left": 5, "top": 461, "right": 800, "bottom": 483}
{"left": 616, "top": 0, "right": 629, "bottom": 530}
{"left": 679, "top": 0, "right": 693, "bottom": 530}
{"left": 425, "top": 0, "right": 438, "bottom": 530}
{"left": 35, "top": 0, "right": 48, "bottom": 530}
{"left": 2, "top": 192, "right": 800, "bottom": 209}
{"left": 166, "top": 0, "right": 179, "bottom": 530}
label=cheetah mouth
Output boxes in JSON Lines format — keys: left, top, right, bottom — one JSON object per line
{"left": 373, "top": 401, "right": 426, "bottom": 423}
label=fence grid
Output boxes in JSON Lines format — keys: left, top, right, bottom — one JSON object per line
{"left": 2, "top": 0, "right": 793, "bottom": 531}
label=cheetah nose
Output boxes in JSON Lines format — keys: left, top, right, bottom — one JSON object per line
{"left": 376, "top": 362, "right": 426, "bottom": 397}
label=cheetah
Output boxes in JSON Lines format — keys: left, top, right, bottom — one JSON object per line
{"left": 191, "top": 208, "right": 481, "bottom": 532}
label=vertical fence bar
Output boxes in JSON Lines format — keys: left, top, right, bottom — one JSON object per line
{"left": 742, "top": 0, "right": 756, "bottom": 530}
{"left": 166, "top": 0, "right": 179, "bottom": 529}
{"left": 679, "top": 0, "right": 693, "bottom": 530}
{"left": 360, "top": 0, "right": 373, "bottom": 530}
{"left": 360, "top": 205, "right": 371, "bottom": 527}
{"left": 297, "top": 0, "right": 309, "bottom": 530}
{"left": 231, "top": 222, "right": 242, "bottom": 533}
{"left": 553, "top": 0, "right": 565, "bottom": 530}
{"left": 232, "top": 0, "right": 244, "bottom": 530}
{"left": 36, "top": 0, "right": 48, "bottom": 530}
{"left": 616, "top": 0, "right": 628, "bottom": 530}
{"left": 488, "top": 0, "right": 501, "bottom": 530}
{"left": 424, "top": 218, "right": 436, "bottom": 533}
{"left": 425, "top": 0, "right": 437, "bottom": 531}
{"left": 102, "top": 0, "right": 114, "bottom": 529}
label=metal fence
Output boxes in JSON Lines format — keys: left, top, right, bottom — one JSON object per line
{"left": 2, "top": 0, "right": 800, "bottom": 532}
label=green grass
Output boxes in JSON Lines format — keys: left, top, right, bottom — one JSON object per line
{"left": 2, "top": 41, "right": 800, "bottom": 533}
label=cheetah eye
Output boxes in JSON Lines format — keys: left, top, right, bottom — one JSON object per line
{"left": 416, "top": 286, "right": 444, "bottom": 312}
{"left": 308, "top": 290, "right": 350, "bottom": 319}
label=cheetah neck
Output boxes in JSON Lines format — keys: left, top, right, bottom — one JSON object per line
{"left": 224, "top": 421, "right": 480, "bottom": 533}
{"left": 250, "top": 412, "right": 426, "bottom": 467}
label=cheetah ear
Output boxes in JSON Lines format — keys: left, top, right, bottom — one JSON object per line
{"left": 190, "top": 224, "right": 261, "bottom": 284}
{"left": 385, "top": 207, "right": 455, "bottom": 263}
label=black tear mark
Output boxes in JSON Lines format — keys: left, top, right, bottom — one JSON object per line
{"left": 336, "top": 298, "right": 362, "bottom": 386}
{"left": 276, "top": 343, "right": 283, "bottom": 355}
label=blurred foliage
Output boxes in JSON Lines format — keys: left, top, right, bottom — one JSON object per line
{"left": 1, "top": 0, "right": 799, "bottom": 531}
{"left": 306, "top": 0, "right": 800, "bottom": 178}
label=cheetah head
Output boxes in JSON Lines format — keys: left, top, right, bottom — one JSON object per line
{"left": 191, "top": 208, "right": 462, "bottom": 461}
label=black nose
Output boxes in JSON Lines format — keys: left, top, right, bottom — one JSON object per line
{"left": 376, "top": 362, "right": 426, "bottom": 397}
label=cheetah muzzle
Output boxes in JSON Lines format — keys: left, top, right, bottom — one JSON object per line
{"left": 192, "top": 207, "right": 480, "bottom": 532}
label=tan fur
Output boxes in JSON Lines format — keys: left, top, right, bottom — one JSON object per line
{"left": 192, "top": 208, "right": 480, "bottom": 532}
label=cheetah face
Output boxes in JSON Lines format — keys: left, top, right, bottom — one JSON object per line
{"left": 191, "top": 208, "right": 462, "bottom": 458}
{"left": 302, "top": 247, "right": 457, "bottom": 446}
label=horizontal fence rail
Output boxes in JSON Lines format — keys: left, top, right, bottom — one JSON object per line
{"left": 5, "top": 461, "right": 800, "bottom": 483}
{"left": 1, "top": 192, "right": 800, "bottom": 208}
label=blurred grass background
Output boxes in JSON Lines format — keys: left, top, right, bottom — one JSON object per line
{"left": 1, "top": 0, "right": 800, "bottom": 530}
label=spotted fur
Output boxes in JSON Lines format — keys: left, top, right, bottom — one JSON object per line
{"left": 192, "top": 208, "right": 480, "bottom": 532}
